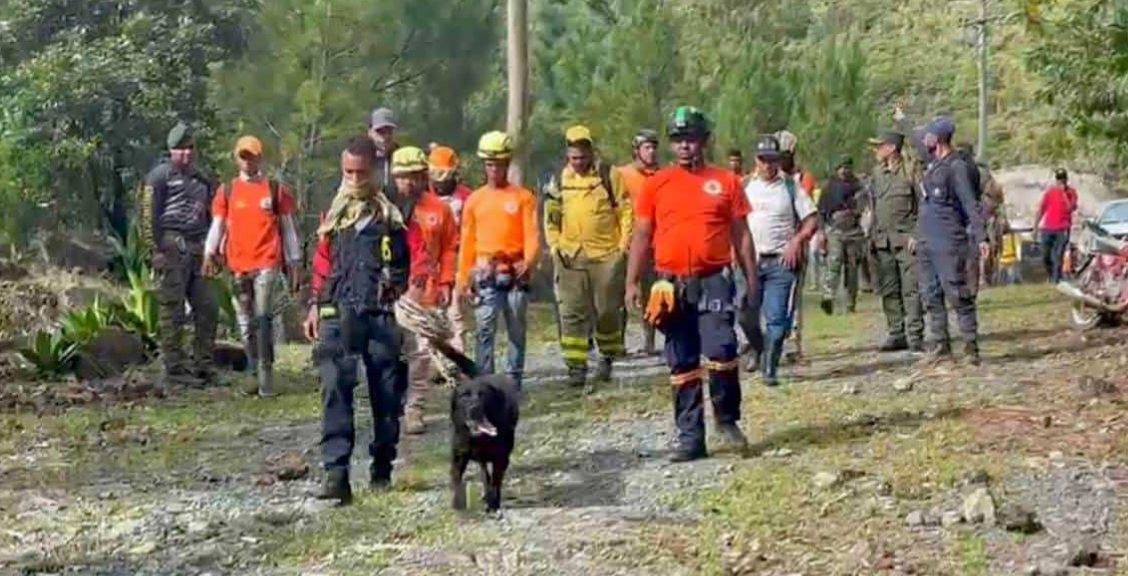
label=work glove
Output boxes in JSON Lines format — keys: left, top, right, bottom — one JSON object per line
{"left": 644, "top": 279, "right": 677, "bottom": 328}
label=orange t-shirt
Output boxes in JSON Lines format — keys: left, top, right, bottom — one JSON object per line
{"left": 636, "top": 165, "right": 750, "bottom": 277}
{"left": 212, "top": 179, "right": 294, "bottom": 274}
{"left": 456, "top": 183, "right": 540, "bottom": 288}
{"left": 616, "top": 163, "right": 656, "bottom": 211}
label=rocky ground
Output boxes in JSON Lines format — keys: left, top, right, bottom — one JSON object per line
{"left": 1, "top": 283, "right": 1125, "bottom": 575}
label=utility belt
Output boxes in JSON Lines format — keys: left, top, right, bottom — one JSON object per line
{"left": 655, "top": 267, "right": 734, "bottom": 314}
{"left": 318, "top": 302, "right": 396, "bottom": 355}
{"left": 160, "top": 230, "right": 205, "bottom": 254}
{"left": 472, "top": 253, "right": 528, "bottom": 292}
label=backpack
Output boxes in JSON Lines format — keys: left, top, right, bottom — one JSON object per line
{"left": 544, "top": 163, "right": 617, "bottom": 208}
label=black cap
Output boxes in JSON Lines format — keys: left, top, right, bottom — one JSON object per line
{"left": 754, "top": 135, "right": 782, "bottom": 160}
{"left": 1055, "top": 168, "right": 1068, "bottom": 181}
{"left": 868, "top": 130, "right": 904, "bottom": 150}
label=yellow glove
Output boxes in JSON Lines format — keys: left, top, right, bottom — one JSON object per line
{"left": 644, "top": 280, "right": 677, "bottom": 326}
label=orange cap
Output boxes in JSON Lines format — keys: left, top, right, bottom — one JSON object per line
{"left": 235, "top": 136, "right": 263, "bottom": 157}
{"left": 428, "top": 146, "right": 459, "bottom": 170}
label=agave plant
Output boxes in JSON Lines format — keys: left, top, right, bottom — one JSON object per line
{"left": 108, "top": 223, "right": 151, "bottom": 283}
{"left": 119, "top": 265, "right": 159, "bottom": 349}
{"left": 19, "top": 330, "right": 78, "bottom": 376}
{"left": 59, "top": 297, "right": 118, "bottom": 346}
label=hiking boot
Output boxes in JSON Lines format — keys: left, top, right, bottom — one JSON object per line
{"left": 566, "top": 366, "right": 587, "bottom": 388}
{"left": 316, "top": 469, "right": 353, "bottom": 505}
{"left": 878, "top": 336, "right": 908, "bottom": 352}
{"left": 594, "top": 356, "right": 613, "bottom": 383}
{"left": 370, "top": 463, "right": 392, "bottom": 491}
{"left": 668, "top": 445, "right": 708, "bottom": 463}
{"left": 716, "top": 422, "right": 749, "bottom": 449}
{"left": 820, "top": 299, "right": 834, "bottom": 315}
{"left": 962, "top": 341, "right": 981, "bottom": 366}
{"left": 404, "top": 407, "right": 426, "bottom": 435}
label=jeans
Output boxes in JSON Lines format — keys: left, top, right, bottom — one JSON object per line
{"left": 1041, "top": 230, "right": 1069, "bottom": 284}
{"left": 474, "top": 285, "right": 529, "bottom": 387}
{"left": 235, "top": 268, "right": 284, "bottom": 369}
{"left": 739, "top": 258, "right": 797, "bottom": 377}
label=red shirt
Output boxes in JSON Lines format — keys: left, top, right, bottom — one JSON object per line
{"left": 406, "top": 191, "right": 458, "bottom": 306}
{"left": 1039, "top": 184, "right": 1077, "bottom": 232}
{"left": 212, "top": 179, "right": 295, "bottom": 274}
{"left": 636, "top": 165, "right": 750, "bottom": 276}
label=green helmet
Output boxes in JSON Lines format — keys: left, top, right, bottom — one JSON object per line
{"left": 667, "top": 106, "right": 710, "bottom": 138}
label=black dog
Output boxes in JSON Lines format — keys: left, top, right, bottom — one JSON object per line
{"left": 431, "top": 340, "right": 519, "bottom": 511}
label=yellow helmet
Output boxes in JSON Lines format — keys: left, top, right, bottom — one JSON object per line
{"left": 477, "top": 131, "right": 513, "bottom": 160}
{"left": 391, "top": 146, "right": 428, "bottom": 175}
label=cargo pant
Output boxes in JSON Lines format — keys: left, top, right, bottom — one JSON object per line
{"left": 474, "top": 279, "right": 529, "bottom": 388}
{"left": 553, "top": 251, "right": 626, "bottom": 371}
{"left": 822, "top": 226, "right": 863, "bottom": 311}
{"left": 235, "top": 268, "right": 284, "bottom": 373}
{"left": 662, "top": 271, "right": 741, "bottom": 452}
{"left": 317, "top": 310, "right": 407, "bottom": 475}
{"left": 155, "top": 234, "right": 218, "bottom": 380}
{"left": 874, "top": 243, "right": 924, "bottom": 345}
{"left": 918, "top": 239, "right": 979, "bottom": 346}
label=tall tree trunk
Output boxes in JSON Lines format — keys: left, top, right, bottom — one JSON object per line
{"left": 506, "top": 0, "right": 528, "bottom": 185}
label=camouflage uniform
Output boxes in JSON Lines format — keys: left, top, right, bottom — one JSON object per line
{"left": 144, "top": 135, "right": 218, "bottom": 386}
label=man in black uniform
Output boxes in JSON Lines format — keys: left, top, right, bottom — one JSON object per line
{"left": 144, "top": 122, "right": 219, "bottom": 389}
{"left": 305, "top": 137, "right": 410, "bottom": 504}
{"left": 917, "top": 117, "right": 989, "bottom": 365}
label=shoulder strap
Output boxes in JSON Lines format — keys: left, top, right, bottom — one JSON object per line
{"left": 269, "top": 179, "right": 280, "bottom": 216}
{"left": 783, "top": 176, "right": 798, "bottom": 223}
{"left": 599, "top": 163, "right": 617, "bottom": 209}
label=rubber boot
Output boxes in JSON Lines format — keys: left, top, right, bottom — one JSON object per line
{"left": 316, "top": 469, "right": 352, "bottom": 505}
{"left": 257, "top": 361, "right": 274, "bottom": 397}
{"left": 370, "top": 462, "right": 393, "bottom": 491}
{"left": 761, "top": 340, "right": 781, "bottom": 387}
{"left": 566, "top": 366, "right": 587, "bottom": 388}
{"left": 594, "top": 356, "right": 613, "bottom": 383}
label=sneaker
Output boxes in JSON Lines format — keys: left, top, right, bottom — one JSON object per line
{"left": 668, "top": 445, "right": 708, "bottom": 463}
{"left": 878, "top": 336, "right": 908, "bottom": 352}
{"left": 716, "top": 422, "right": 749, "bottom": 449}
{"left": 594, "top": 356, "right": 613, "bottom": 383}
{"left": 820, "top": 299, "right": 834, "bottom": 315}
{"left": 404, "top": 408, "right": 426, "bottom": 435}
{"left": 315, "top": 470, "right": 353, "bottom": 505}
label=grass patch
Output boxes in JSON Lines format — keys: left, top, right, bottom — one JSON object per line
{"left": 955, "top": 532, "right": 989, "bottom": 576}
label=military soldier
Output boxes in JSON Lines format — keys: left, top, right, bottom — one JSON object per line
{"left": 544, "top": 126, "right": 632, "bottom": 387}
{"left": 305, "top": 137, "right": 410, "bottom": 504}
{"left": 144, "top": 122, "right": 219, "bottom": 389}
{"left": 626, "top": 106, "right": 757, "bottom": 462}
{"left": 819, "top": 156, "right": 865, "bottom": 314}
{"left": 917, "top": 117, "right": 989, "bottom": 364}
{"left": 867, "top": 130, "right": 925, "bottom": 352}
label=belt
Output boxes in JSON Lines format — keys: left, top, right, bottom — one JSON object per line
{"left": 656, "top": 265, "right": 726, "bottom": 281}
{"left": 758, "top": 253, "right": 780, "bottom": 259}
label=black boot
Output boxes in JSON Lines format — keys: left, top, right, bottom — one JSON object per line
{"left": 566, "top": 366, "right": 587, "bottom": 388}
{"left": 820, "top": 298, "right": 834, "bottom": 315}
{"left": 878, "top": 335, "right": 908, "bottom": 352}
{"left": 316, "top": 469, "right": 353, "bottom": 505}
{"left": 370, "top": 462, "right": 392, "bottom": 491}
{"left": 761, "top": 341, "right": 781, "bottom": 387}
{"left": 669, "top": 444, "right": 708, "bottom": 463}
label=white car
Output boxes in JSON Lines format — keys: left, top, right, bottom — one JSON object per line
{"left": 1091, "top": 199, "right": 1128, "bottom": 238}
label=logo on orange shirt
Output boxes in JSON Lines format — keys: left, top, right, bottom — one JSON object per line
{"left": 504, "top": 201, "right": 518, "bottom": 214}
{"left": 703, "top": 180, "right": 723, "bottom": 196}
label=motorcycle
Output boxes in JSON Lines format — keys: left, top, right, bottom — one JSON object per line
{"left": 1056, "top": 220, "right": 1128, "bottom": 329}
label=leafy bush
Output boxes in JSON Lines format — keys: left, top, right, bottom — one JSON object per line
{"left": 108, "top": 223, "right": 151, "bottom": 284}
{"left": 119, "top": 265, "right": 160, "bottom": 349}
{"left": 18, "top": 331, "right": 79, "bottom": 376}
{"left": 59, "top": 297, "right": 122, "bottom": 346}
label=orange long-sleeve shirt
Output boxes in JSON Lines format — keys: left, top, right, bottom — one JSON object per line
{"left": 456, "top": 183, "right": 540, "bottom": 288}
{"left": 408, "top": 191, "right": 458, "bottom": 306}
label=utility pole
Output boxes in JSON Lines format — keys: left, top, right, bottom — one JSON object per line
{"left": 506, "top": 0, "right": 528, "bottom": 185}
{"left": 977, "top": 0, "right": 988, "bottom": 162}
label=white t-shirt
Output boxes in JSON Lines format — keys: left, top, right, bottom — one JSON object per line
{"left": 744, "top": 175, "right": 817, "bottom": 256}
